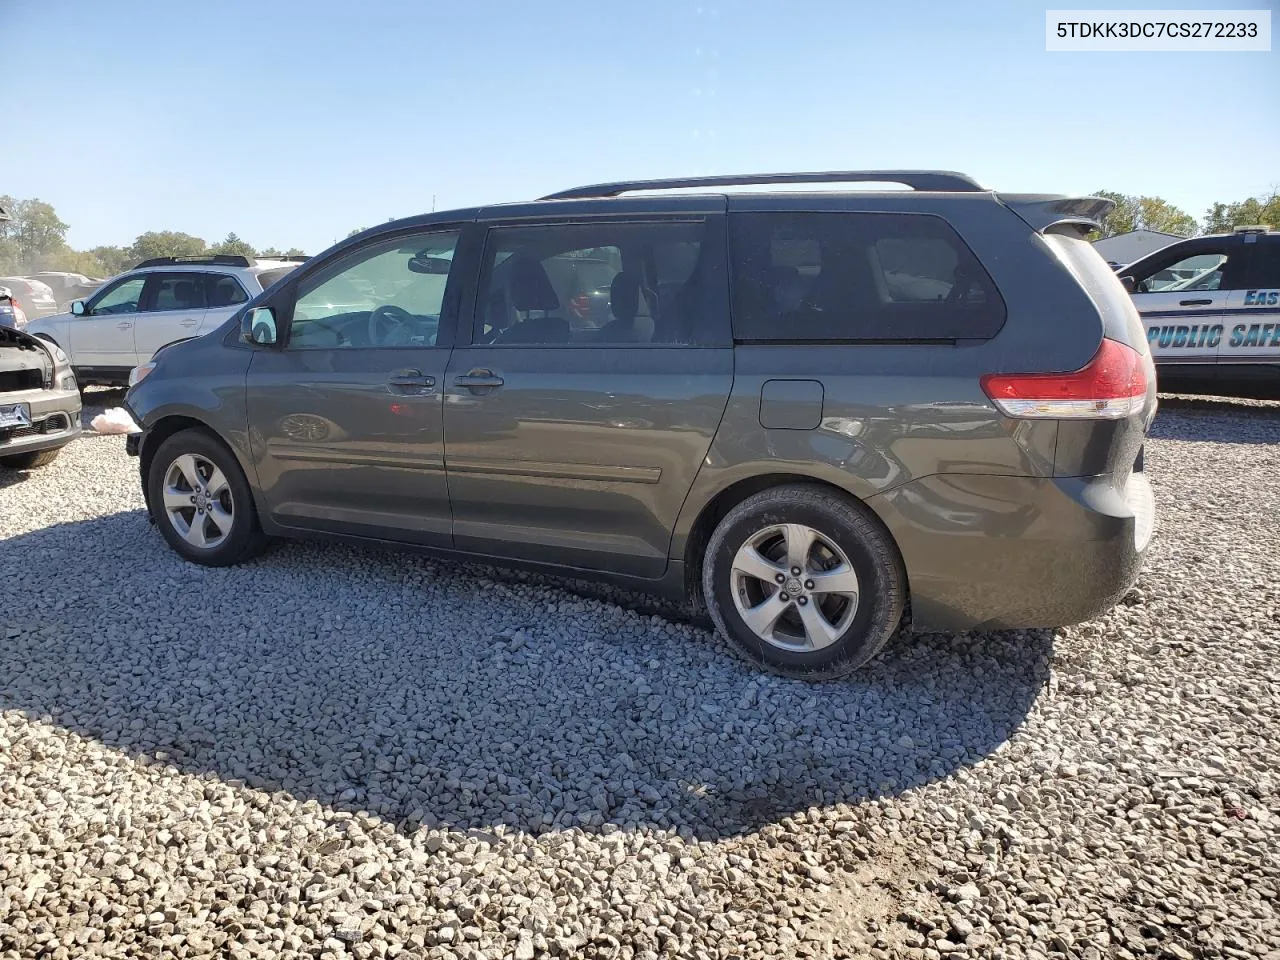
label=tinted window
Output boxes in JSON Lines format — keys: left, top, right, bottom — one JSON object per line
{"left": 88, "top": 276, "right": 146, "bottom": 316}
{"left": 476, "top": 220, "right": 716, "bottom": 345}
{"left": 254, "top": 266, "right": 297, "bottom": 293}
{"left": 291, "top": 231, "right": 459, "bottom": 349}
{"left": 729, "top": 212, "right": 1004, "bottom": 341}
{"left": 148, "top": 273, "right": 209, "bottom": 311}
{"left": 1236, "top": 240, "right": 1280, "bottom": 290}
{"left": 206, "top": 274, "right": 249, "bottom": 308}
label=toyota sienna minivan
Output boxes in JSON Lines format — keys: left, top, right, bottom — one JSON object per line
{"left": 123, "top": 171, "right": 1157, "bottom": 679}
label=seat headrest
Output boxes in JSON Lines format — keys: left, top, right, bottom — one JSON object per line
{"left": 609, "top": 272, "right": 640, "bottom": 323}
{"left": 174, "top": 281, "right": 196, "bottom": 305}
{"left": 509, "top": 257, "right": 560, "bottom": 312}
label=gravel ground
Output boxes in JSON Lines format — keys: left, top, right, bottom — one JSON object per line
{"left": 1, "top": 394, "right": 1278, "bottom": 960}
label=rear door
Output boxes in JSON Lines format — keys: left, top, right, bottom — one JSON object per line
{"left": 70, "top": 274, "right": 147, "bottom": 369}
{"left": 134, "top": 272, "right": 209, "bottom": 362}
{"left": 442, "top": 213, "right": 733, "bottom": 578}
{"left": 203, "top": 272, "right": 252, "bottom": 330}
{"left": 1218, "top": 237, "right": 1280, "bottom": 392}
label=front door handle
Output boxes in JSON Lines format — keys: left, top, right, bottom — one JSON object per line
{"left": 116, "top": 321, "right": 133, "bottom": 330}
{"left": 388, "top": 369, "right": 435, "bottom": 390}
{"left": 454, "top": 369, "right": 505, "bottom": 392}
{"left": 179, "top": 318, "right": 199, "bottom": 327}
{"left": 1179, "top": 298, "right": 1213, "bottom": 306}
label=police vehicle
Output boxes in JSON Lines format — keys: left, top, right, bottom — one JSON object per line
{"left": 1118, "top": 226, "right": 1280, "bottom": 399}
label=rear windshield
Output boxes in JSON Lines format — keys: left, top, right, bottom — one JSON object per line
{"left": 255, "top": 266, "right": 299, "bottom": 292}
{"left": 1043, "top": 233, "right": 1148, "bottom": 353}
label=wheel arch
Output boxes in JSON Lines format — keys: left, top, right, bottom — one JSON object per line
{"left": 139, "top": 415, "right": 243, "bottom": 518}
{"left": 678, "top": 472, "right": 908, "bottom": 605}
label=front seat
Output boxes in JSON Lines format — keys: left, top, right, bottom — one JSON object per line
{"left": 596, "top": 272, "right": 653, "bottom": 343}
{"left": 493, "top": 257, "right": 571, "bottom": 345}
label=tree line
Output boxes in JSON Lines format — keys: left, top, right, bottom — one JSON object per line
{"left": 3, "top": 189, "right": 1277, "bottom": 280}
{"left": 0, "top": 195, "right": 306, "bottom": 278}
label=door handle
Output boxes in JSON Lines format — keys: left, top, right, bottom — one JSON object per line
{"left": 116, "top": 321, "right": 133, "bottom": 330}
{"left": 454, "top": 369, "right": 504, "bottom": 392}
{"left": 388, "top": 369, "right": 435, "bottom": 390}
{"left": 1179, "top": 299, "right": 1213, "bottom": 306}
{"left": 179, "top": 319, "right": 199, "bottom": 327}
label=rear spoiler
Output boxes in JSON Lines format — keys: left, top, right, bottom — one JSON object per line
{"left": 997, "top": 194, "right": 1113, "bottom": 237}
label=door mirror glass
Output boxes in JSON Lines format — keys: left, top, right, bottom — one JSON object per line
{"left": 243, "top": 307, "right": 278, "bottom": 345}
{"left": 70, "top": 299, "right": 86, "bottom": 316}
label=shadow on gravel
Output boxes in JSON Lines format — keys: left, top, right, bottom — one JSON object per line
{"left": 0, "top": 512, "right": 1052, "bottom": 840}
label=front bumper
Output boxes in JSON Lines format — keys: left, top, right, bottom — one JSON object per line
{"left": 868, "top": 471, "right": 1156, "bottom": 632}
{"left": 0, "top": 386, "right": 82, "bottom": 457}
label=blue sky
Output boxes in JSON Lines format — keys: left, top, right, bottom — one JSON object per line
{"left": 3, "top": 0, "right": 1276, "bottom": 253}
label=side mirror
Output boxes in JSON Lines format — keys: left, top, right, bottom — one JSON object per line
{"left": 1119, "top": 275, "right": 1137, "bottom": 294}
{"left": 242, "top": 306, "right": 278, "bottom": 345}
{"left": 70, "top": 300, "right": 86, "bottom": 316}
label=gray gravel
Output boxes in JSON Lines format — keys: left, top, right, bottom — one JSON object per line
{"left": 1, "top": 394, "right": 1277, "bottom": 959}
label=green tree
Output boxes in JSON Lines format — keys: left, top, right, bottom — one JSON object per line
{"left": 1092, "top": 190, "right": 1197, "bottom": 239}
{"left": 130, "top": 231, "right": 207, "bottom": 263}
{"left": 88, "top": 246, "right": 137, "bottom": 277}
{"left": 1202, "top": 191, "right": 1280, "bottom": 234}
{"left": 285, "top": 247, "right": 307, "bottom": 257}
{"left": 211, "top": 232, "right": 255, "bottom": 258}
{"left": 0, "top": 196, "right": 70, "bottom": 270}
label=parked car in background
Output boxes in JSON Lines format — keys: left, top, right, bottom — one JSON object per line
{"left": 1118, "top": 225, "right": 1280, "bottom": 398}
{"left": 0, "top": 324, "right": 81, "bottom": 468}
{"left": 124, "top": 170, "right": 1157, "bottom": 679}
{"left": 0, "top": 286, "right": 27, "bottom": 330}
{"left": 0, "top": 277, "right": 58, "bottom": 320}
{"left": 26, "top": 255, "right": 306, "bottom": 387}
{"left": 28, "top": 271, "right": 104, "bottom": 311}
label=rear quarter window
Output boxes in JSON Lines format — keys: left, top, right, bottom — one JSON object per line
{"left": 728, "top": 211, "right": 1005, "bottom": 342}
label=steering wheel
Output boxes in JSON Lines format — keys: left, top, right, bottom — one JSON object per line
{"left": 368, "top": 303, "right": 414, "bottom": 345}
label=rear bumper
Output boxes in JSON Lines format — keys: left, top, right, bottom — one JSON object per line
{"left": 868, "top": 472, "right": 1155, "bottom": 632}
{"left": 0, "top": 386, "right": 82, "bottom": 457}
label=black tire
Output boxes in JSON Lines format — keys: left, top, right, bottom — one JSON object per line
{"left": 702, "top": 484, "right": 906, "bottom": 680}
{"left": 147, "top": 428, "right": 267, "bottom": 566}
{"left": 0, "top": 447, "right": 62, "bottom": 469}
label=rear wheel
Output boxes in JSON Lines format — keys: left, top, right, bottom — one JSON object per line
{"left": 0, "top": 448, "right": 62, "bottom": 469}
{"left": 702, "top": 484, "right": 906, "bottom": 679}
{"left": 147, "top": 429, "right": 266, "bottom": 566}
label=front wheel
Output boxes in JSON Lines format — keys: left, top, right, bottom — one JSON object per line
{"left": 702, "top": 484, "right": 906, "bottom": 680}
{"left": 147, "top": 429, "right": 267, "bottom": 566}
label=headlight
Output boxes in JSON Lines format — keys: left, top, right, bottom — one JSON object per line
{"left": 128, "top": 361, "right": 156, "bottom": 387}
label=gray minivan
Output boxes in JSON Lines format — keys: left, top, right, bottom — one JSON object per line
{"left": 123, "top": 171, "right": 1157, "bottom": 678}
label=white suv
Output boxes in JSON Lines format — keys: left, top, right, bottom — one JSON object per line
{"left": 26, "top": 255, "right": 304, "bottom": 387}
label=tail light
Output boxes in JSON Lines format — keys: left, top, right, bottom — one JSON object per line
{"left": 981, "top": 338, "right": 1147, "bottom": 419}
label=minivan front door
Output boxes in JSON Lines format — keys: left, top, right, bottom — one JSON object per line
{"left": 442, "top": 215, "right": 733, "bottom": 578}
{"left": 246, "top": 229, "right": 466, "bottom": 546}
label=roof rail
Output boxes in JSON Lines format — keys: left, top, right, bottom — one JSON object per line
{"left": 540, "top": 170, "right": 984, "bottom": 201}
{"left": 255, "top": 254, "right": 309, "bottom": 262}
{"left": 1232, "top": 224, "right": 1274, "bottom": 233}
{"left": 133, "top": 254, "right": 254, "bottom": 269}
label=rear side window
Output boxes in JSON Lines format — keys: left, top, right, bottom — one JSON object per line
{"left": 1236, "top": 239, "right": 1280, "bottom": 290}
{"left": 147, "top": 273, "right": 208, "bottom": 312}
{"left": 255, "top": 266, "right": 299, "bottom": 293}
{"left": 476, "top": 220, "right": 722, "bottom": 346}
{"left": 729, "top": 212, "right": 1004, "bottom": 341}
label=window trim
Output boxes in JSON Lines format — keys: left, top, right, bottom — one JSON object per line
{"left": 282, "top": 227, "right": 466, "bottom": 351}
{"left": 725, "top": 209, "right": 1006, "bottom": 345}
{"left": 466, "top": 216, "right": 730, "bottom": 349}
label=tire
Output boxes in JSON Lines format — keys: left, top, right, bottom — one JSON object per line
{"left": 0, "top": 447, "right": 62, "bottom": 469}
{"left": 702, "top": 484, "right": 906, "bottom": 680}
{"left": 147, "top": 428, "right": 267, "bottom": 566}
